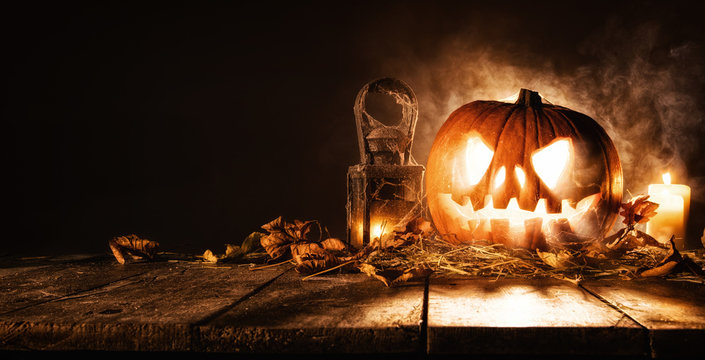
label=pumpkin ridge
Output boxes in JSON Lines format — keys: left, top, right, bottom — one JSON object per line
{"left": 541, "top": 106, "right": 560, "bottom": 140}
{"left": 439, "top": 101, "right": 503, "bottom": 142}
{"left": 491, "top": 105, "right": 520, "bottom": 152}
{"left": 487, "top": 105, "right": 522, "bottom": 208}
{"left": 464, "top": 101, "right": 508, "bottom": 133}
{"left": 523, "top": 107, "right": 540, "bottom": 209}
{"left": 558, "top": 109, "right": 623, "bottom": 219}
{"left": 550, "top": 107, "right": 584, "bottom": 143}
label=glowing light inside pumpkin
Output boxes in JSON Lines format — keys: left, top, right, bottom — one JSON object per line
{"left": 464, "top": 135, "right": 494, "bottom": 185}
{"left": 494, "top": 166, "right": 506, "bottom": 190}
{"left": 531, "top": 139, "right": 571, "bottom": 189}
{"left": 442, "top": 193, "right": 600, "bottom": 224}
{"left": 438, "top": 192, "right": 601, "bottom": 246}
{"left": 515, "top": 166, "right": 526, "bottom": 188}
{"left": 440, "top": 135, "right": 599, "bottom": 246}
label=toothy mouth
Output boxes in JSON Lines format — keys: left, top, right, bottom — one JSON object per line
{"left": 439, "top": 193, "right": 601, "bottom": 224}
{"left": 436, "top": 192, "right": 603, "bottom": 247}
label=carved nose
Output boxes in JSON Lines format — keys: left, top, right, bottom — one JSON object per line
{"left": 492, "top": 166, "right": 525, "bottom": 208}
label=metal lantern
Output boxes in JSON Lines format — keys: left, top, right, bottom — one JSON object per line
{"left": 346, "top": 78, "right": 425, "bottom": 249}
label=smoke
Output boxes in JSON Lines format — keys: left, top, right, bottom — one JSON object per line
{"left": 384, "top": 18, "right": 705, "bottom": 201}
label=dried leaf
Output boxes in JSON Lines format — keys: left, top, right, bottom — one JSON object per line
{"left": 260, "top": 217, "right": 325, "bottom": 261}
{"left": 405, "top": 217, "right": 434, "bottom": 235}
{"left": 619, "top": 195, "right": 659, "bottom": 226}
{"left": 109, "top": 234, "right": 159, "bottom": 264}
{"left": 358, "top": 263, "right": 432, "bottom": 287}
{"left": 294, "top": 251, "right": 343, "bottom": 274}
{"left": 321, "top": 238, "right": 346, "bottom": 252}
{"left": 109, "top": 240, "right": 126, "bottom": 265}
{"left": 358, "top": 263, "right": 378, "bottom": 276}
{"left": 639, "top": 260, "right": 680, "bottom": 277}
{"left": 260, "top": 221, "right": 295, "bottom": 261}
{"left": 639, "top": 236, "right": 682, "bottom": 277}
{"left": 221, "top": 232, "right": 266, "bottom": 261}
{"left": 224, "top": 244, "right": 240, "bottom": 258}
{"left": 358, "top": 263, "right": 394, "bottom": 287}
{"left": 633, "top": 230, "right": 662, "bottom": 247}
{"left": 240, "top": 231, "right": 265, "bottom": 253}
{"left": 382, "top": 234, "right": 413, "bottom": 249}
{"left": 290, "top": 242, "right": 326, "bottom": 260}
{"left": 536, "top": 249, "right": 575, "bottom": 269}
{"left": 391, "top": 267, "right": 434, "bottom": 286}
{"left": 202, "top": 249, "right": 219, "bottom": 263}
{"left": 637, "top": 237, "right": 705, "bottom": 278}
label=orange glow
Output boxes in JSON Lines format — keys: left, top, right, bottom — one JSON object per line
{"left": 437, "top": 192, "right": 601, "bottom": 245}
{"left": 440, "top": 193, "right": 600, "bottom": 224}
{"left": 515, "top": 166, "right": 526, "bottom": 188}
{"left": 663, "top": 172, "right": 671, "bottom": 185}
{"left": 464, "top": 135, "right": 494, "bottom": 185}
{"left": 531, "top": 139, "right": 571, "bottom": 189}
{"left": 371, "top": 220, "right": 387, "bottom": 240}
{"left": 494, "top": 166, "right": 506, "bottom": 190}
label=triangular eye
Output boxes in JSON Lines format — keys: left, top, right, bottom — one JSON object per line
{"left": 464, "top": 134, "right": 494, "bottom": 185}
{"left": 531, "top": 138, "right": 572, "bottom": 189}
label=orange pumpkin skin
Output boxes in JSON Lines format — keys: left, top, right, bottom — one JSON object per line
{"left": 426, "top": 89, "right": 623, "bottom": 248}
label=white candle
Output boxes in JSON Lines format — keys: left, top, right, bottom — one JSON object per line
{"left": 646, "top": 173, "right": 690, "bottom": 250}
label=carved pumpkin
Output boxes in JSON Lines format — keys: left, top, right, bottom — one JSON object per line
{"left": 426, "top": 89, "right": 623, "bottom": 249}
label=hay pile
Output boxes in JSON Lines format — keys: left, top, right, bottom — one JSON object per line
{"left": 364, "top": 234, "right": 705, "bottom": 283}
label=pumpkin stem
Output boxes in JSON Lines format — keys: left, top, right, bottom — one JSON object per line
{"left": 515, "top": 89, "right": 542, "bottom": 107}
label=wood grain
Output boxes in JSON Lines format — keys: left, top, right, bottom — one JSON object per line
{"left": 427, "top": 278, "right": 647, "bottom": 357}
{"left": 0, "top": 261, "right": 287, "bottom": 351}
{"left": 199, "top": 271, "right": 426, "bottom": 354}
{"left": 582, "top": 279, "right": 705, "bottom": 358}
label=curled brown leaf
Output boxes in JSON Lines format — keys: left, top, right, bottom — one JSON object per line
{"left": 260, "top": 217, "right": 297, "bottom": 261}
{"left": 638, "top": 236, "right": 683, "bottom": 278}
{"left": 620, "top": 195, "right": 659, "bottom": 226}
{"left": 320, "top": 238, "right": 346, "bottom": 252}
{"left": 405, "top": 217, "right": 434, "bottom": 235}
{"left": 536, "top": 249, "right": 575, "bottom": 269}
{"left": 358, "top": 263, "right": 433, "bottom": 287}
{"left": 294, "top": 251, "right": 344, "bottom": 274}
{"left": 109, "top": 234, "right": 159, "bottom": 264}
{"left": 202, "top": 249, "right": 219, "bottom": 263}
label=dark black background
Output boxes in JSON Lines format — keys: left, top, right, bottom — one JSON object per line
{"left": 6, "top": 1, "right": 705, "bottom": 256}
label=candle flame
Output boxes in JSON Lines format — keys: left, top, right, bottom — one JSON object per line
{"left": 371, "top": 220, "right": 387, "bottom": 240}
{"left": 663, "top": 172, "right": 671, "bottom": 185}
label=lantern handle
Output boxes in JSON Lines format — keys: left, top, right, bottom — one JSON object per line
{"left": 353, "top": 77, "right": 418, "bottom": 165}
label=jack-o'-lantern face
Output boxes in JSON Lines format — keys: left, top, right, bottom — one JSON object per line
{"left": 426, "top": 89, "right": 623, "bottom": 249}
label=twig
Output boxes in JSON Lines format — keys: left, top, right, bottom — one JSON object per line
{"left": 301, "top": 260, "right": 356, "bottom": 281}
{"left": 249, "top": 259, "right": 293, "bottom": 271}
{"left": 440, "top": 265, "right": 473, "bottom": 275}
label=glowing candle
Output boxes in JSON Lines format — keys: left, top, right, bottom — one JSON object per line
{"left": 371, "top": 220, "right": 386, "bottom": 240}
{"left": 646, "top": 173, "right": 690, "bottom": 250}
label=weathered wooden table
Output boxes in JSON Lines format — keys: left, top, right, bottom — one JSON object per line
{"left": 1, "top": 254, "right": 704, "bottom": 359}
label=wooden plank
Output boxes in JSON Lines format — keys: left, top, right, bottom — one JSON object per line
{"left": 0, "top": 254, "right": 103, "bottom": 279}
{"left": 198, "top": 271, "right": 426, "bottom": 354}
{"left": 0, "top": 262, "right": 288, "bottom": 352}
{"left": 427, "top": 278, "right": 648, "bottom": 357}
{"left": 582, "top": 279, "right": 705, "bottom": 359}
{"left": 0, "top": 255, "right": 165, "bottom": 314}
